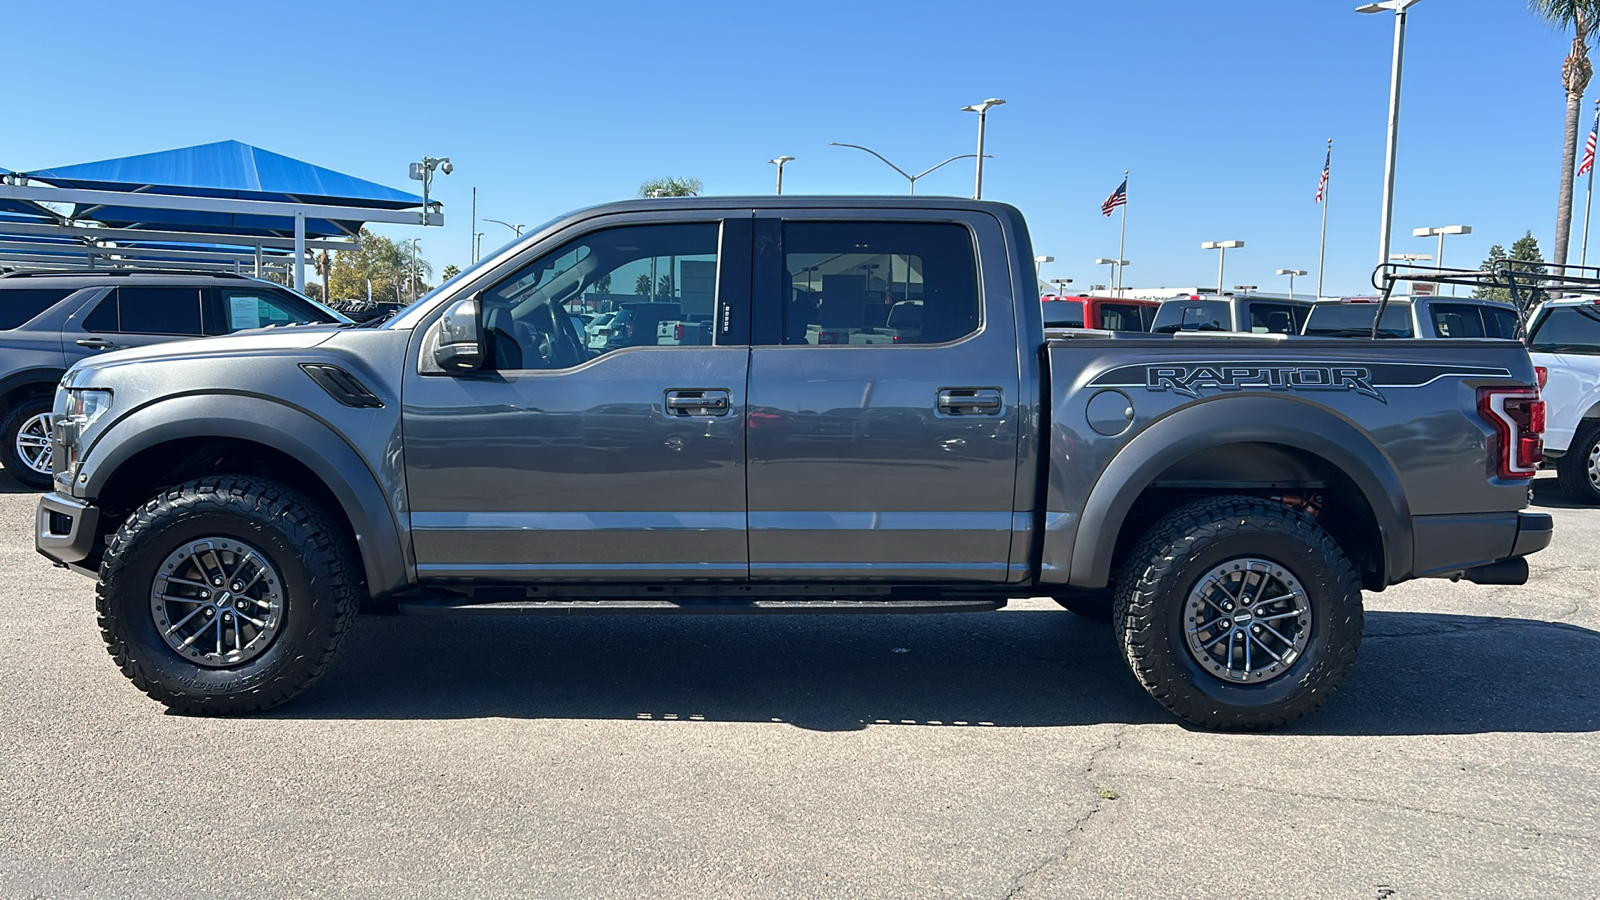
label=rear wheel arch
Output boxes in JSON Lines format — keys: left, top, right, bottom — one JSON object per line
{"left": 1067, "top": 397, "right": 1409, "bottom": 591}
{"left": 79, "top": 395, "right": 411, "bottom": 599}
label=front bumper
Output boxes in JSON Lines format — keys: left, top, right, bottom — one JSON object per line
{"left": 36, "top": 492, "right": 100, "bottom": 572}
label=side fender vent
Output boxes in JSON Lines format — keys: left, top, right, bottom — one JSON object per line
{"left": 301, "top": 364, "right": 383, "bottom": 408}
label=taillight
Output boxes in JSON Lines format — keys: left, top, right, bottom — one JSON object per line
{"left": 1535, "top": 365, "right": 1549, "bottom": 390}
{"left": 1477, "top": 386, "right": 1544, "bottom": 478}
{"left": 674, "top": 323, "right": 685, "bottom": 341}
{"left": 623, "top": 323, "right": 634, "bottom": 338}
{"left": 819, "top": 332, "right": 839, "bottom": 344}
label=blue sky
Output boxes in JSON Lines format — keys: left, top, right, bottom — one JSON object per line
{"left": 0, "top": 0, "right": 1589, "bottom": 295}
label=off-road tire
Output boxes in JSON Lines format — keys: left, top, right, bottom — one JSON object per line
{"left": 1113, "top": 495, "right": 1363, "bottom": 731}
{"left": 1051, "top": 589, "right": 1114, "bottom": 622}
{"left": 1556, "top": 421, "right": 1600, "bottom": 505}
{"left": 0, "top": 396, "right": 54, "bottom": 489}
{"left": 96, "top": 476, "right": 360, "bottom": 714}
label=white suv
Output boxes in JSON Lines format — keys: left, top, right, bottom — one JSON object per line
{"left": 1526, "top": 297, "right": 1600, "bottom": 502}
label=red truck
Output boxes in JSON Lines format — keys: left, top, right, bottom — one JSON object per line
{"left": 1041, "top": 294, "right": 1157, "bottom": 331}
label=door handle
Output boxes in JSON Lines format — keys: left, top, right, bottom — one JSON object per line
{"left": 937, "top": 388, "right": 1003, "bottom": 415}
{"left": 665, "top": 389, "right": 731, "bottom": 416}
{"left": 76, "top": 338, "right": 115, "bottom": 350}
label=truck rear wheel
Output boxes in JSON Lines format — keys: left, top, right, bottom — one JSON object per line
{"left": 1556, "top": 421, "right": 1600, "bottom": 505}
{"left": 95, "top": 476, "right": 360, "bottom": 714}
{"left": 1113, "top": 495, "right": 1363, "bottom": 731}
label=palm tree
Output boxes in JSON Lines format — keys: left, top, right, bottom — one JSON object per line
{"left": 1532, "top": 0, "right": 1600, "bottom": 265}
{"left": 637, "top": 176, "right": 703, "bottom": 198}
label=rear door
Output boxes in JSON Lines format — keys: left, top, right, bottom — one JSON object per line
{"left": 65, "top": 285, "right": 208, "bottom": 364}
{"left": 745, "top": 210, "right": 1021, "bottom": 582}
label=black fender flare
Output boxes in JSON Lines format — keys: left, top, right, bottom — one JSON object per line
{"left": 1068, "top": 395, "right": 1412, "bottom": 588}
{"left": 0, "top": 367, "right": 66, "bottom": 406}
{"left": 79, "top": 393, "right": 411, "bottom": 598}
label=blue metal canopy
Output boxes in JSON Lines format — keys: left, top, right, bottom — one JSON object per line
{"left": 23, "top": 140, "right": 426, "bottom": 238}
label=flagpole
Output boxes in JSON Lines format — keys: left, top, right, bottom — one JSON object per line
{"left": 1583, "top": 100, "right": 1598, "bottom": 269}
{"left": 1317, "top": 139, "right": 1331, "bottom": 299}
{"left": 1116, "top": 170, "right": 1129, "bottom": 296}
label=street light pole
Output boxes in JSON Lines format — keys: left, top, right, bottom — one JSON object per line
{"left": 1049, "top": 278, "right": 1074, "bottom": 298}
{"left": 485, "top": 218, "right": 523, "bottom": 238}
{"left": 1276, "top": 269, "right": 1308, "bottom": 299}
{"left": 1413, "top": 225, "right": 1469, "bottom": 294}
{"left": 768, "top": 156, "right": 795, "bottom": 195}
{"left": 1201, "top": 241, "right": 1244, "bottom": 295}
{"left": 1094, "top": 258, "right": 1126, "bottom": 293}
{"left": 828, "top": 143, "right": 987, "bottom": 194}
{"left": 960, "top": 98, "right": 1006, "bottom": 199}
{"left": 1357, "top": 0, "right": 1423, "bottom": 268}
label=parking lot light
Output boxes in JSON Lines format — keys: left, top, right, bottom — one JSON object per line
{"left": 960, "top": 98, "right": 1006, "bottom": 199}
{"left": 1413, "top": 225, "right": 1470, "bottom": 292}
{"left": 1201, "top": 241, "right": 1244, "bottom": 295}
{"left": 1358, "top": 0, "right": 1424, "bottom": 266}
{"left": 768, "top": 156, "right": 795, "bottom": 195}
{"left": 1276, "top": 268, "right": 1308, "bottom": 299}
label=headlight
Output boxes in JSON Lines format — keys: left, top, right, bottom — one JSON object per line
{"left": 55, "top": 389, "right": 112, "bottom": 488}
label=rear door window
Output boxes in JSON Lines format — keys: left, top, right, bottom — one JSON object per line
{"left": 778, "top": 221, "right": 980, "bottom": 345}
{"left": 1303, "top": 303, "right": 1414, "bottom": 338}
{"left": 84, "top": 287, "right": 206, "bottom": 335}
{"left": 0, "top": 288, "right": 73, "bottom": 329}
{"left": 1483, "top": 306, "right": 1520, "bottom": 339}
{"left": 1246, "top": 302, "right": 1299, "bottom": 334}
{"left": 1528, "top": 305, "right": 1600, "bottom": 353}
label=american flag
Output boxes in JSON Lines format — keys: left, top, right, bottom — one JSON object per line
{"left": 1101, "top": 178, "right": 1127, "bottom": 216}
{"left": 1316, "top": 147, "right": 1330, "bottom": 203}
{"left": 1580, "top": 113, "right": 1599, "bottom": 177}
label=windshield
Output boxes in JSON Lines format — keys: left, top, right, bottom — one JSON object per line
{"left": 1151, "top": 300, "right": 1231, "bottom": 333}
{"left": 1303, "top": 302, "right": 1413, "bottom": 338}
{"left": 383, "top": 212, "right": 569, "bottom": 328}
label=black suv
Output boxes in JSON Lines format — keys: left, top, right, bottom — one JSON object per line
{"left": 0, "top": 270, "right": 346, "bottom": 488}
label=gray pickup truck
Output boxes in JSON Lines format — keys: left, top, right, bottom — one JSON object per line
{"left": 35, "top": 197, "right": 1551, "bottom": 730}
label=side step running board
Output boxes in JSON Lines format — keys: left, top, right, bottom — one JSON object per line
{"left": 396, "top": 597, "right": 1006, "bottom": 616}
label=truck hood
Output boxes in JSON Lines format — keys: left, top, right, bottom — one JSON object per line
{"left": 72, "top": 326, "right": 343, "bottom": 370}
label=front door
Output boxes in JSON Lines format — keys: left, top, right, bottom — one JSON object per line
{"left": 745, "top": 212, "right": 1022, "bottom": 582}
{"left": 402, "top": 213, "right": 752, "bottom": 582}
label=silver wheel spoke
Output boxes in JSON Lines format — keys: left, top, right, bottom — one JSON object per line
{"left": 1254, "top": 609, "right": 1302, "bottom": 623}
{"left": 164, "top": 605, "right": 209, "bottom": 637}
{"left": 1257, "top": 621, "right": 1296, "bottom": 646}
{"left": 233, "top": 611, "right": 266, "bottom": 628}
{"left": 1247, "top": 632, "right": 1284, "bottom": 663}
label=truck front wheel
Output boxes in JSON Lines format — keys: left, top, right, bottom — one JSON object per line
{"left": 95, "top": 476, "right": 360, "bottom": 714}
{"left": 1113, "top": 496, "right": 1363, "bottom": 731}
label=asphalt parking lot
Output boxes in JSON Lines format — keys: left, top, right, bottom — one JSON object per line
{"left": 1, "top": 472, "right": 1596, "bottom": 899}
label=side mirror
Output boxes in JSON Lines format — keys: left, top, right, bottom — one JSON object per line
{"left": 434, "top": 295, "right": 485, "bottom": 371}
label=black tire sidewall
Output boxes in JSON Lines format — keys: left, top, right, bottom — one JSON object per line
{"left": 1, "top": 397, "right": 54, "bottom": 489}
{"left": 1152, "top": 529, "right": 1353, "bottom": 717}
{"left": 1558, "top": 423, "right": 1600, "bottom": 504}
{"left": 107, "top": 506, "right": 332, "bottom": 702}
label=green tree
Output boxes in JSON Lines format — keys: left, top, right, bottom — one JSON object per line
{"left": 326, "top": 228, "right": 434, "bottom": 303}
{"left": 637, "top": 176, "right": 703, "bottom": 198}
{"left": 1474, "top": 231, "right": 1550, "bottom": 310}
{"left": 441, "top": 264, "right": 461, "bottom": 281}
{"left": 593, "top": 272, "right": 613, "bottom": 295}
{"left": 635, "top": 273, "right": 652, "bottom": 295}
{"left": 1530, "top": 0, "right": 1600, "bottom": 265}
{"left": 657, "top": 274, "right": 674, "bottom": 297}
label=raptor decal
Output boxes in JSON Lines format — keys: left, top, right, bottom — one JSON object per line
{"left": 1087, "top": 360, "right": 1514, "bottom": 405}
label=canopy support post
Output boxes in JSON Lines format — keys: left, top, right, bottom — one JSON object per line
{"left": 293, "top": 212, "right": 306, "bottom": 292}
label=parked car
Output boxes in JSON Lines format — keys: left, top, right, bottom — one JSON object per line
{"left": 1301, "top": 296, "right": 1520, "bottom": 339}
{"left": 1150, "top": 293, "right": 1311, "bottom": 335}
{"left": 604, "top": 302, "right": 682, "bottom": 351}
{"left": 1041, "top": 294, "right": 1157, "bottom": 331}
{"left": 583, "top": 311, "right": 616, "bottom": 350}
{"left": 1525, "top": 295, "right": 1600, "bottom": 502}
{"left": 37, "top": 197, "right": 1549, "bottom": 731}
{"left": 0, "top": 270, "right": 347, "bottom": 488}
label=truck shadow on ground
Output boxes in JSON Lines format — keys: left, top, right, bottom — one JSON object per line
{"left": 277, "top": 608, "right": 1600, "bottom": 736}
{"left": 0, "top": 465, "right": 40, "bottom": 494}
